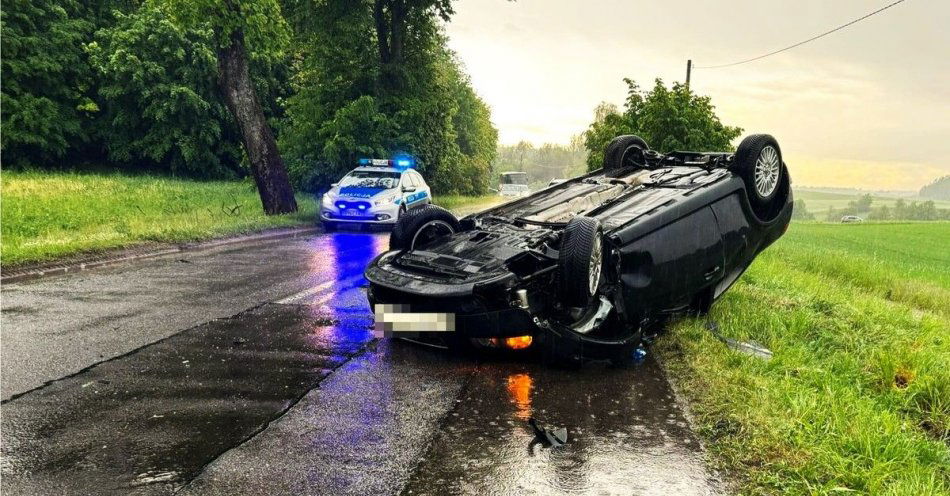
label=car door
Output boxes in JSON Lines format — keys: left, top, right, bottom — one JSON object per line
{"left": 618, "top": 207, "right": 725, "bottom": 317}
{"left": 402, "top": 172, "right": 422, "bottom": 208}
{"left": 398, "top": 173, "right": 413, "bottom": 208}
{"left": 412, "top": 171, "right": 431, "bottom": 206}
{"left": 709, "top": 193, "right": 754, "bottom": 298}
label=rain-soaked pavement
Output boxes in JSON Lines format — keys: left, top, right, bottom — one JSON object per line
{"left": 1, "top": 230, "right": 722, "bottom": 495}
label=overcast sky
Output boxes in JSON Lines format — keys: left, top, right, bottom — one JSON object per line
{"left": 445, "top": 0, "right": 950, "bottom": 190}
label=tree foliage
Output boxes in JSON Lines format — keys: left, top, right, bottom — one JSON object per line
{"left": 86, "top": 5, "right": 244, "bottom": 177}
{"left": 280, "top": 0, "right": 497, "bottom": 195}
{"left": 159, "top": 0, "right": 290, "bottom": 58}
{"left": 3, "top": 0, "right": 497, "bottom": 199}
{"left": 1, "top": 0, "right": 95, "bottom": 167}
{"left": 919, "top": 175, "right": 950, "bottom": 201}
{"left": 495, "top": 139, "right": 587, "bottom": 187}
{"left": 584, "top": 79, "right": 742, "bottom": 171}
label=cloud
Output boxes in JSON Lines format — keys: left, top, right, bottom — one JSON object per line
{"left": 445, "top": 0, "right": 950, "bottom": 189}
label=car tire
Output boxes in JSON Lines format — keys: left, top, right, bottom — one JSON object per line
{"left": 390, "top": 204, "right": 461, "bottom": 251}
{"left": 603, "top": 135, "right": 649, "bottom": 171}
{"left": 734, "top": 134, "right": 783, "bottom": 208}
{"left": 557, "top": 216, "right": 605, "bottom": 307}
{"left": 322, "top": 221, "right": 336, "bottom": 232}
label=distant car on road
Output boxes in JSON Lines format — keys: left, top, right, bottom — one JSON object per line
{"left": 367, "top": 134, "right": 793, "bottom": 362}
{"left": 320, "top": 158, "right": 431, "bottom": 230}
{"left": 498, "top": 171, "right": 530, "bottom": 197}
{"left": 841, "top": 215, "right": 863, "bottom": 223}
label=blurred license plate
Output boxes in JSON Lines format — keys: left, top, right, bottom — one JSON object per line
{"left": 342, "top": 209, "right": 362, "bottom": 217}
{"left": 374, "top": 304, "right": 455, "bottom": 336}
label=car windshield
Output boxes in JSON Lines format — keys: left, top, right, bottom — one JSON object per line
{"left": 500, "top": 173, "right": 528, "bottom": 185}
{"left": 339, "top": 170, "right": 400, "bottom": 190}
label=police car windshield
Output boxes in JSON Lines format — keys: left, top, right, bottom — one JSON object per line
{"left": 339, "top": 170, "right": 400, "bottom": 189}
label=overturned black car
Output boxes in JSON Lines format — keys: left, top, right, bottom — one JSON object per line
{"left": 365, "top": 134, "right": 792, "bottom": 361}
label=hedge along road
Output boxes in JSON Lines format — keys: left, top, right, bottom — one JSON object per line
{"left": 0, "top": 229, "right": 722, "bottom": 495}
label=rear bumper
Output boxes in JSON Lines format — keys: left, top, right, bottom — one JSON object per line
{"left": 367, "top": 282, "right": 639, "bottom": 360}
{"left": 367, "top": 283, "right": 536, "bottom": 338}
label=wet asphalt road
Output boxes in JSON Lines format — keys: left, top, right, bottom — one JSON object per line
{"left": 1, "top": 230, "right": 722, "bottom": 495}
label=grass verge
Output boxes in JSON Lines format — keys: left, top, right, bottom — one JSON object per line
{"left": 1, "top": 171, "right": 505, "bottom": 266}
{"left": 656, "top": 221, "right": 950, "bottom": 495}
{"left": 1, "top": 171, "right": 318, "bottom": 266}
{"left": 435, "top": 194, "right": 503, "bottom": 213}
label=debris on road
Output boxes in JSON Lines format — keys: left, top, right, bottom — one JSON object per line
{"left": 528, "top": 418, "right": 568, "bottom": 447}
{"left": 706, "top": 321, "right": 773, "bottom": 360}
{"left": 632, "top": 346, "right": 647, "bottom": 364}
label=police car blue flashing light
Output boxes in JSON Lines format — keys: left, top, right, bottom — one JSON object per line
{"left": 356, "top": 156, "right": 415, "bottom": 169}
{"left": 320, "top": 158, "right": 431, "bottom": 230}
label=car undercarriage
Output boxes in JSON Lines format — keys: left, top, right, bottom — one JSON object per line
{"left": 366, "top": 134, "right": 793, "bottom": 361}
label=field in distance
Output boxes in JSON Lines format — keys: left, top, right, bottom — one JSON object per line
{"left": 795, "top": 188, "right": 950, "bottom": 212}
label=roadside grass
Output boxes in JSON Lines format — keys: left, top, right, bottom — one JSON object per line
{"left": 0, "top": 171, "right": 318, "bottom": 266}
{"left": 656, "top": 221, "right": 950, "bottom": 495}
{"left": 435, "top": 194, "right": 503, "bottom": 213}
{"left": 1, "top": 171, "right": 506, "bottom": 266}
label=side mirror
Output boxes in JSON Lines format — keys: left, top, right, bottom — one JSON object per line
{"left": 402, "top": 186, "right": 416, "bottom": 193}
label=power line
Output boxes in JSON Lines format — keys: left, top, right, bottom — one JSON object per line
{"left": 695, "top": 0, "right": 910, "bottom": 69}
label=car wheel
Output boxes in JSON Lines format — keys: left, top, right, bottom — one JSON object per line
{"left": 390, "top": 205, "right": 460, "bottom": 251}
{"left": 734, "top": 134, "right": 783, "bottom": 207}
{"left": 557, "top": 216, "right": 605, "bottom": 307}
{"left": 322, "top": 221, "right": 336, "bottom": 232}
{"left": 603, "top": 135, "right": 649, "bottom": 171}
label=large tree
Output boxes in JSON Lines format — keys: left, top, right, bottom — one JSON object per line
{"left": 584, "top": 79, "right": 742, "bottom": 170}
{"left": 162, "top": 0, "right": 297, "bottom": 214}
{"left": 280, "top": 0, "right": 497, "bottom": 196}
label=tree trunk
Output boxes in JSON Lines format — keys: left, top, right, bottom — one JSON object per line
{"left": 217, "top": 30, "right": 297, "bottom": 215}
{"left": 373, "top": 0, "right": 407, "bottom": 93}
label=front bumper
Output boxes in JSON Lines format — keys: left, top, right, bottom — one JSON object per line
{"left": 320, "top": 200, "right": 401, "bottom": 225}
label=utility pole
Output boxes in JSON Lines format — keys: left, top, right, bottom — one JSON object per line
{"left": 686, "top": 59, "right": 692, "bottom": 90}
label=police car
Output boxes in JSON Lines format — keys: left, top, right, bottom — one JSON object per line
{"left": 320, "top": 158, "right": 431, "bottom": 230}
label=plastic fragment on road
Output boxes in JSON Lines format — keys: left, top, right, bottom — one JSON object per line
{"left": 706, "top": 321, "right": 773, "bottom": 360}
{"left": 528, "top": 418, "right": 568, "bottom": 447}
{"left": 632, "top": 346, "right": 647, "bottom": 364}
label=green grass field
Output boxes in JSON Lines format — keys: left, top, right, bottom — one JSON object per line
{"left": 0, "top": 172, "right": 503, "bottom": 266}
{"left": 657, "top": 222, "right": 950, "bottom": 495}
{"left": 1, "top": 171, "right": 320, "bottom": 266}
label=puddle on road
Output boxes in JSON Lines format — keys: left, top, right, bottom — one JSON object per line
{"left": 403, "top": 357, "right": 722, "bottom": 496}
